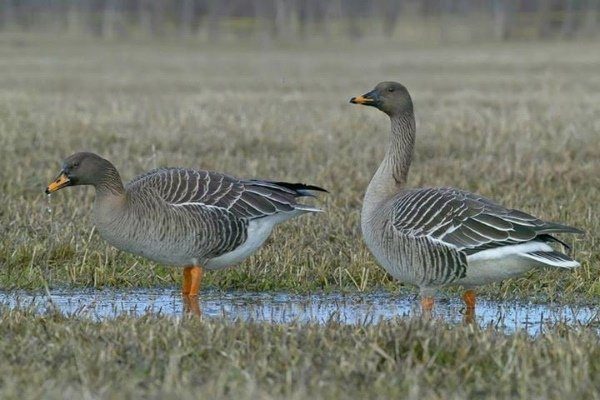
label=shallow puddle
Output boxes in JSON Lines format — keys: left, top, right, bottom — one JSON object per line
{"left": 0, "top": 288, "right": 597, "bottom": 335}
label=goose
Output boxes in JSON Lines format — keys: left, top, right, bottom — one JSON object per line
{"left": 46, "top": 152, "right": 326, "bottom": 299}
{"left": 350, "top": 81, "right": 583, "bottom": 316}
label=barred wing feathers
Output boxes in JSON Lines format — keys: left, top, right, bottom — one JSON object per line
{"left": 392, "top": 187, "right": 583, "bottom": 256}
{"left": 127, "top": 167, "right": 324, "bottom": 220}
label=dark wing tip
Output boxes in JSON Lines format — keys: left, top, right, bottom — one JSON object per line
{"left": 269, "top": 181, "right": 329, "bottom": 195}
{"left": 538, "top": 234, "right": 572, "bottom": 251}
{"left": 542, "top": 222, "right": 585, "bottom": 235}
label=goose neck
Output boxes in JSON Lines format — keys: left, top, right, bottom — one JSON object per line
{"left": 362, "top": 112, "right": 416, "bottom": 219}
{"left": 94, "top": 166, "right": 127, "bottom": 211}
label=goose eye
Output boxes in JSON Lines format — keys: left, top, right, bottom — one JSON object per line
{"left": 387, "top": 87, "right": 395, "bottom": 93}
{"left": 72, "top": 162, "right": 80, "bottom": 168}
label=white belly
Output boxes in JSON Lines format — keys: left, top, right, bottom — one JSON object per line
{"left": 204, "top": 218, "right": 276, "bottom": 270}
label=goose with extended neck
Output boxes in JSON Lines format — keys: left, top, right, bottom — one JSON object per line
{"left": 350, "top": 81, "right": 583, "bottom": 317}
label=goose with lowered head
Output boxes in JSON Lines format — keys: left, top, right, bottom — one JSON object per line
{"left": 46, "top": 152, "right": 326, "bottom": 300}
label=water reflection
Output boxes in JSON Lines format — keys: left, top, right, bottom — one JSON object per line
{"left": 0, "top": 288, "right": 597, "bottom": 335}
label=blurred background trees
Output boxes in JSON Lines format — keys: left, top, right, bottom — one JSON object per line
{"left": 0, "top": 0, "right": 598, "bottom": 42}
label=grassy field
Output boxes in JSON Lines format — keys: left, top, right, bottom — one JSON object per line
{"left": 0, "top": 35, "right": 598, "bottom": 300}
{"left": 0, "top": 308, "right": 598, "bottom": 399}
{"left": 0, "top": 35, "right": 599, "bottom": 400}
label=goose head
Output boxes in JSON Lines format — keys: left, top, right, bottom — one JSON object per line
{"left": 350, "top": 81, "right": 413, "bottom": 117}
{"left": 46, "top": 152, "right": 115, "bottom": 194}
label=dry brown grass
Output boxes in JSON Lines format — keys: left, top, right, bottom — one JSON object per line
{"left": 0, "top": 308, "right": 599, "bottom": 399}
{"left": 0, "top": 35, "right": 598, "bottom": 299}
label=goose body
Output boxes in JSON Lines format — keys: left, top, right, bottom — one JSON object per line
{"left": 93, "top": 168, "right": 319, "bottom": 269}
{"left": 47, "top": 153, "right": 325, "bottom": 297}
{"left": 351, "top": 82, "right": 583, "bottom": 313}
{"left": 363, "top": 187, "right": 580, "bottom": 291}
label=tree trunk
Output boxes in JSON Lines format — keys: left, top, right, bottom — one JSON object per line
{"left": 274, "top": 0, "right": 292, "bottom": 40}
{"left": 206, "top": 0, "right": 224, "bottom": 41}
{"left": 102, "top": 0, "right": 119, "bottom": 38}
{"left": 180, "top": 0, "right": 195, "bottom": 37}
{"left": 560, "top": 0, "right": 576, "bottom": 38}
{"left": 1, "top": 0, "right": 16, "bottom": 29}
{"left": 380, "top": 0, "right": 401, "bottom": 37}
{"left": 492, "top": 0, "right": 513, "bottom": 40}
{"left": 581, "top": 0, "right": 599, "bottom": 36}
{"left": 138, "top": 0, "right": 152, "bottom": 36}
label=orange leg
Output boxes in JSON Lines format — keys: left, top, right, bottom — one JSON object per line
{"left": 188, "top": 266, "right": 203, "bottom": 297}
{"left": 182, "top": 267, "right": 192, "bottom": 295}
{"left": 182, "top": 265, "right": 203, "bottom": 317}
{"left": 182, "top": 294, "right": 202, "bottom": 317}
{"left": 462, "top": 289, "right": 476, "bottom": 324}
{"left": 420, "top": 296, "right": 435, "bottom": 315}
{"left": 182, "top": 265, "right": 203, "bottom": 296}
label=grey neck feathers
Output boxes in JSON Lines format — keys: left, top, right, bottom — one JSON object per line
{"left": 362, "top": 111, "right": 416, "bottom": 220}
{"left": 95, "top": 164, "right": 125, "bottom": 199}
{"left": 386, "top": 112, "right": 415, "bottom": 185}
{"left": 92, "top": 165, "right": 127, "bottom": 229}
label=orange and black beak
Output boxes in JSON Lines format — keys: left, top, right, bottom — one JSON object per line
{"left": 350, "top": 90, "right": 379, "bottom": 107}
{"left": 45, "top": 171, "right": 70, "bottom": 194}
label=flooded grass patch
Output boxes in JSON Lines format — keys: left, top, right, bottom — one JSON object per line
{"left": 1, "top": 288, "right": 598, "bottom": 336}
